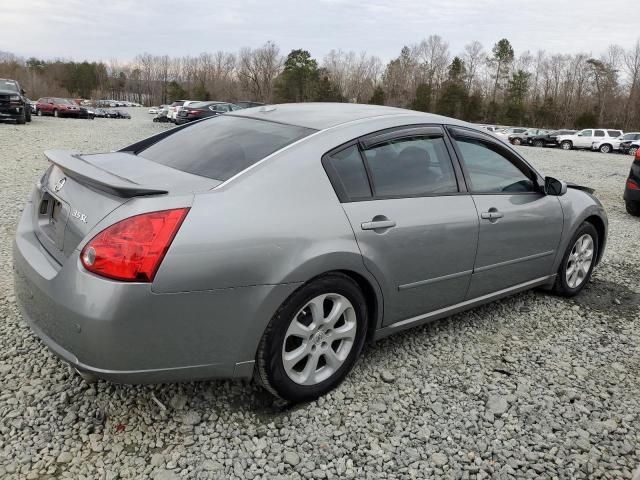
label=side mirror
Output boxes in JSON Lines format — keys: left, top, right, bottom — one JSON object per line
{"left": 577, "top": 133, "right": 583, "bottom": 136}
{"left": 544, "top": 176, "right": 567, "bottom": 196}
{"left": 20, "top": 88, "right": 26, "bottom": 95}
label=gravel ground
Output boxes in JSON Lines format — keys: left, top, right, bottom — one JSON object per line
{"left": 0, "top": 112, "right": 639, "bottom": 480}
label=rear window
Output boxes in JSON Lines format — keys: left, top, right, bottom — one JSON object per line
{"left": 608, "top": 130, "right": 622, "bottom": 137}
{"left": 138, "top": 116, "right": 316, "bottom": 181}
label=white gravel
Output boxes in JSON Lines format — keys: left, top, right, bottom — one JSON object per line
{"left": 0, "top": 112, "right": 639, "bottom": 479}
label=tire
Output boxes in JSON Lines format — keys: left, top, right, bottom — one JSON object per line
{"left": 534, "top": 140, "right": 544, "bottom": 147}
{"left": 36, "top": 109, "right": 42, "bottom": 116}
{"left": 626, "top": 200, "right": 640, "bottom": 217}
{"left": 561, "top": 141, "right": 573, "bottom": 150}
{"left": 512, "top": 138, "right": 522, "bottom": 145}
{"left": 53, "top": 109, "right": 59, "bottom": 118}
{"left": 26, "top": 109, "right": 31, "bottom": 122}
{"left": 16, "top": 110, "right": 26, "bottom": 124}
{"left": 599, "top": 144, "right": 611, "bottom": 154}
{"left": 255, "top": 273, "right": 368, "bottom": 402}
{"left": 630, "top": 146, "right": 638, "bottom": 157}
{"left": 552, "top": 222, "right": 598, "bottom": 297}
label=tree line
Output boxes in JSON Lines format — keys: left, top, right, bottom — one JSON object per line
{"left": 2, "top": 36, "right": 640, "bottom": 129}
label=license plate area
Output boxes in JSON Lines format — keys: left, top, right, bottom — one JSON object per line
{"left": 38, "top": 191, "right": 69, "bottom": 250}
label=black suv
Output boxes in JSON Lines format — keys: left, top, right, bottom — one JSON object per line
{"left": 0, "top": 78, "right": 31, "bottom": 124}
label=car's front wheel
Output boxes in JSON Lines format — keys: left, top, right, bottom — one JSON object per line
{"left": 561, "top": 141, "right": 573, "bottom": 150}
{"left": 534, "top": 139, "right": 544, "bottom": 147}
{"left": 629, "top": 146, "right": 638, "bottom": 157}
{"left": 256, "top": 273, "right": 368, "bottom": 402}
{"left": 552, "top": 222, "right": 598, "bottom": 297}
{"left": 512, "top": 138, "right": 522, "bottom": 145}
{"left": 36, "top": 109, "right": 42, "bottom": 116}
{"left": 53, "top": 109, "right": 59, "bottom": 118}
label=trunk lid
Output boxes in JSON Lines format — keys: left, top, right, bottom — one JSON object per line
{"left": 34, "top": 150, "right": 220, "bottom": 264}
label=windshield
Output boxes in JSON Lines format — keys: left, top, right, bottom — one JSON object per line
{"left": 138, "top": 116, "right": 316, "bottom": 181}
{"left": 0, "top": 80, "right": 19, "bottom": 92}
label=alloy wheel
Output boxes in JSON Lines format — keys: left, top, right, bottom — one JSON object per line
{"left": 282, "top": 293, "right": 357, "bottom": 386}
{"left": 565, "top": 234, "right": 594, "bottom": 289}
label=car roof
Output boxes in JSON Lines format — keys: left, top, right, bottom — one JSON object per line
{"left": 227, "top": 102, "right": 456, "bottom": 130}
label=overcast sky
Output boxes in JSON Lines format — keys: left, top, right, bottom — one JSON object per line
{"left": 3, "top": 0, "right": 639, "bottom": 63}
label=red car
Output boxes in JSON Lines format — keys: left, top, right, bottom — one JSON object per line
{"left": 36, "top": 97, "right": 81, "bottom": 118}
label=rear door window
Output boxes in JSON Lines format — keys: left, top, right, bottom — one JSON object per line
{"left": 362, "top": 136, "right": 458, "bottom": 197}
{"left": 594, "top": 130, "right": 605, "bottom": 137}
{"left": 608, "top": 130, "right": 622, "bottom": 137}
{"left": 138, "top": 116, "right": 315, "bottom": 181}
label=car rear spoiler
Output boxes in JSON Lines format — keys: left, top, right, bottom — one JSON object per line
{"left": 44, "top": 150, "right": 168, "bottom": 197}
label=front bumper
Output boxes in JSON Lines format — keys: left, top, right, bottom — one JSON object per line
{"left": 0, "top": 105, "right": 24, "bottom": 119}
{"left": 12, "top": 201, "right": 300, "bottom": 383}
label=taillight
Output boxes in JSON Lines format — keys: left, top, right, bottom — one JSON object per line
{"left": 187, "top": 109, "right": 201, "bottom": 116}
{"left": 627, "top": 179, "right": 640, "bottom": 191}
{"left": 635, "top": 148, "right": 640, "bottom": 161}
{"left": 80, "top": 208, "right": 189, "bottom": 282}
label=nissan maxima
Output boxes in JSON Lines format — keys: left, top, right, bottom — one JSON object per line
{"left": 13, "top": 103, "right": 608, "bottom": 402}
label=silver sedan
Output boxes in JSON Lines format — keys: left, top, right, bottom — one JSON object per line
{"left": 13, "top": 103, "right": 607, "bottom": 402}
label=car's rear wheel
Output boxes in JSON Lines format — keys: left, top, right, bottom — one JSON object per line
{"left": 53, "top": 109, "right": 59, "bottom": 118}
{"left": 552, "top": 222, "right": 598, "bottom": 297}
{"left": 255, "top": 273, "right": 368, "bottom": 402}
{"left": 534, "top": 139, "right": 544, "bottom": 147}
{"left": 26, "top": 109, "right": 31, "bottom": 122}
{"left": 512, "top": 138, "right": 522, "bottom": 145}
{"left": 626, "top": 200, "right": 640, "bottom": 217}
{"left": 561, "top": 141, "right": 572, "bottom": 150}
{"left": 630, "top": 146, "right": 638, "bottom": 157}
{"left": 16, "top": 110, "right": 26, "bottom": 124}
{"left": 599, "top": 144, "right": 612, "bottom": 153}
{"left": 36, "top": 109, "right": 42, "bottom": 116}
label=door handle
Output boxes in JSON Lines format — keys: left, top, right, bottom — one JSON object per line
{"left": 361, "top": 219, "right": 396, "bottom": 230}
{"left": 481, "top": 209, "right": 504, "bottom": 221}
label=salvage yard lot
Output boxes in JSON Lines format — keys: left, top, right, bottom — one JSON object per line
{"left": 0, "top": 111, "right": 639, "bottom": 479}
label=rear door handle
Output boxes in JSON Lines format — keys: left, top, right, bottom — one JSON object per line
{"left": 361, "top": 220, "right": 396, "bottom": 230}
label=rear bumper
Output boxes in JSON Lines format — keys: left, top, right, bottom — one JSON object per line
{"left": 624, "top": 187, "right": 640, "bottom": 202}
{"left": 13, "top": 201, "right": 300, "bottom": 383}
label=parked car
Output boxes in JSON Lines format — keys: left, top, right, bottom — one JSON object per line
{"left": 152, "top": 106, "right": 171, "bottom": 123}
{"left": 36, "top": 98, "right": 81, "bottom": 118}
{"left": 556, "top": 129, "right": 623, "bottom": 151}
{"left": 93, "top": 108, "right": 108, "bottom": 118}
{"left": 493, "top": 127, "right": 528, "bottom": 142}
{"left": 624, "top": 147, "right": 640, "bottom": 216}
{"left": 235, "top": 101, "right": 265, "bottom": 109}
{"left": 618, "top": 132, "right": 640, "bottom": 154}
{"left": 0, "top": 78, "right": 31, "bottom": 124}
{"left": 77, "top": 105, "right": 95, "bottom": 120}
{"left": 148, "top": 106, "right": 160, "bottom": 114}
{"left": 175, "top": 101, "right": 241, "bottom": 124}
{"left": 628, "top": 142, "right": 640, "bottom": 157}
{"left": 13, "top": 103, "right": 608, "bottom": 402}
{"left": 527, "top": 130, "right": 576, "bottom": 147}
{"left": 28, "top": 99, "right": 37, "bottom": 115}
{"left": 508, "top": 128, "right": 550, "bottom": 146}
{"left": 113, "top": 109, "right": 131, "bottom": 119}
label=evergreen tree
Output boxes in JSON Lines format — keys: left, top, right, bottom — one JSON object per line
{"left": 436, "top": 57, "right": 468, "bottom": 118}
{"left": 368, "top": 86, "right": 385, "bottom": 105}
{"left": 315, "top": 71, "right": 343, "bottom": 102}
{"left": 274, "top": 49, "right": 320, "bottom": 102}
{"left": 411, "top": 83, "right": 432, "bottom": 112}
{"left": 167, "top": 80, "right": 187, "bottom": 102}
{"left": 490, "top": 38, "right": 514, "bottom": 102}
{"left": 504, "top": 69, "right": 530, "bottom": 124}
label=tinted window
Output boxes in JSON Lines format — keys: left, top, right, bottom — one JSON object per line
{"left": 139, "top": 116, "right": 315, "bottom": 181}
{"left": 455, "top": 138, "right": 535, "bottom": 193}
{"left": 608, "top": 130, "right": 622, "bottom": 137}
{"left": 327, "top": 145, "right": 371, "bottom": 199}
{"left": 581, "top": 130, "right": 593, "bottom": 136}
{"left": 594, "top": 130, "right": 605, "bottom": 137}
{"left": 363, "top": 136, "right": 458, "bottom": 197}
